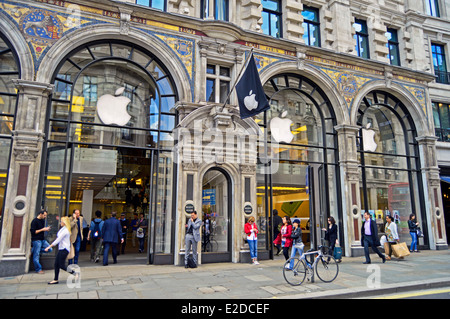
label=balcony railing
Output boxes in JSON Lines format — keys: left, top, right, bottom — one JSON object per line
{"left": 435, "top": 70, "right": 450, "bottom": 85}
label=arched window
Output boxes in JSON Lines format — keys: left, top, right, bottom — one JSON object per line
{"left": 357, "top": 90, "right": 426, "bottom": 245}
{"left": 0, "top": 32, "right": 20, "bottom": 235}
{"left": 257, "top": 73, "right": 341, "bottom": 250}
{"left": 40, "top": 40, "right": 178, "bottom": 260}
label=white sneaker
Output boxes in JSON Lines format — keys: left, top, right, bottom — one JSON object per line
{"left": 253, "top": 260, "right": 260, "bottom": 265}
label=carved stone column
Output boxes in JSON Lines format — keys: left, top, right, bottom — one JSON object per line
{"left": 0, "top": 80, "right": 53, "bottom": 276}
{"left": 417, "top": 136, "right": 448, "bottom": 250}
{"left": 335, "top": 124, "right": 363, "bottom": 257}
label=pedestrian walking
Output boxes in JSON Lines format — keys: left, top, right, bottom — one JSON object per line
{"left": 323, "top": 216, "right": 340, "bottom": 261}
{"left": 385, "top": 215, "right": 400, "bottom": 260}
{"left": 69, "top": 209, "right": 83, "bottom": 265}
{"left": 185, "top": 210, "right": 201, "bottom": 268}
{"left": 130, "top": 213, "right": 138, "bottom": 248}
{"left": 244, "top": 216, "right": 259, "bottom": 265}
{"left": 102, "top": 212, "right": 124, "bottom": 266}
{"left": 30, "top": 210, "right": 52, "bottom": 274}
{"left": 87, "top": 210, "right": 104, "bottom": 263}
{"left": 119, "top": 213, "right": 129, "bottom": 255}
{"left": 288, "top": 219, "right": 303, "bottom": 269}
{"left": 408, "top": 214, "right": 420, "bottom": 253}
{"left": 281, "top": 216, "right": 293, "bottom": 261}
{"left": 273, "top": 209, "right": 282, "bottom": 256}
{"left": 45, "top": 216, "right": 77, "bottom": 285}
{"left": 136, "top": 213, "right": 148, "bottom": 253}
{"left": 361, "top": 211, "right": 386, "bottom": 264}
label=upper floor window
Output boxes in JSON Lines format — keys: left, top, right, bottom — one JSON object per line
{"left": 262, "top": 0, "right": 282, "bottom": 38}
{"left": 354, "top": 19, "right": 370, "bottom": 59}
{"left": 432, "top": 102, "right": 450, "bottom": 141}
{"left": 302, "top": 6, "right": 320, "bottom": 47}
{"left": 201, "top": 0, "right": 229, "bottom": 21}
{"left": 136, "top": 0, "right": 166, "bottom": 11}
{"left": 206, "top": 64, "right": 231, "bottom": 103}
{"left": 386, "top": 28, "right": 400, "bottom": 66}
{"left": 425, "top": 0, "right": 440, "bottom": 17}
{"left": 431, "top": 43, "right": 449, "bottom": 84}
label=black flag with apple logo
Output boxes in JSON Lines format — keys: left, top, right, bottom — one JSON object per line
{"left": 235, "top": 53, "right": 270, "bottom": 119}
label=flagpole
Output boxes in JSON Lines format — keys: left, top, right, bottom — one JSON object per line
{"left": 219, "top": 47, "right": 254, "bottom": 112}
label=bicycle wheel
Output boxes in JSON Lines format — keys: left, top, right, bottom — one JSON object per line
{"left": 283, "top": 258, "right": 307, "bottom": 286}
{"left": 315, "top": 255, "right": 339, "bottom": 283}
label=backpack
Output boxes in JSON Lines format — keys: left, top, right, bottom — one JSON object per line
{"left": 92, "top": 220, "right": 102, "bottom": 238}
{"left": 187, "top": 254, "right": 197, "bottom": 268}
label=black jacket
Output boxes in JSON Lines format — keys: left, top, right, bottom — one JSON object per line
{"left": 324, "top": 224, "right": 338, "bottom": 244}
{"left": 361, "top": 218, "right": 380, "bottom": 246}
{"left": 290, "top": 227, "right": 302, "bottom": 245}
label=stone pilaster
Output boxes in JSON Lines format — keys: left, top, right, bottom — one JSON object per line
{"left": 335, "top": 124, "right": 363, "bottom": 257}
{"left": 0, "top": 80, "right": 53, "bottom": 276}
{"left": 417, "top": 135, "right": 448, "bottom": 250}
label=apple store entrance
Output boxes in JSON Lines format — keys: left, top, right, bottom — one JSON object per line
{"left": 256, "top": 73, "right": 342, "bottom": 254}
{"left": 37, "top": 40, "right": 178, "bottom": 267}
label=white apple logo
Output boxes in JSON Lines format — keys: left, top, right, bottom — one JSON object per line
{"left": 362, "top": 123, "right": 377, "bottom": 152}
{"left": 243, "top": 90, "right": 258, "bottom": 111}
{"left": 270, "top": 110, "right": 294, "bottom": 143}
{"left": 97, "top": 87, "right": 131, "bottom": 126}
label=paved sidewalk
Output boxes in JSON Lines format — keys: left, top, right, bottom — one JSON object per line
{"left": 0, "top": 250, "right": 449, "bottom": 299}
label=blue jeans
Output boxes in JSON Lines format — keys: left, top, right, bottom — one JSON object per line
{"left": 31, "top": 240, "right": 52, "bottom": 272}
{"left": 69, "top": 236, "right": 81, "bottom": 265}
{"left": 248, "top": 239, "right": 257, "bottom": 259}
{"left": 289, "top": 245, "right": 303, "bottom": 269}
{"left": 410, "top": 232, "right": 418, "bottom": 251}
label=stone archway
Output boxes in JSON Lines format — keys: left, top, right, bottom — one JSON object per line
{"left": 174, "top": 103, "right": 261, "bottom": 265}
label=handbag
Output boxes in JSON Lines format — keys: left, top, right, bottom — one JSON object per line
{"left": 416, "top": 227, "right": 423, "bottom": 238}
{"left": 391, "top": 242, "right": 410, "bottom": 258}
{"left": 136, "top": 227, "right": 144, "bottom": 238}
{"left": 333, "top": 246, "right": 342, "bottom": 260}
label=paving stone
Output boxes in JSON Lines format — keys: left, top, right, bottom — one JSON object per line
{"left": 97, "top": 280, "right": 113, "bottom": 287}
{"left": 260, "top": 286, "right": 284, "bottom": 295}
{"left": 211, "top": 285, "right": 228, "bottom": 292}
{"left": 245, "top": 275, "right": 272, "bottom": 282}
{"left": 36, "top": 294, "right": 57, "bottom": 299}
{"left": 112, "top": 280, "right": 127, "bottom": 285}
{"left": 57, "top": 292, "right": 78, "bottom": 299}
{"left": 78, "top": 290, "right": 99, "bottom": 299}
{"left": 198, "top": 286, "right": 215, "bottom": 294}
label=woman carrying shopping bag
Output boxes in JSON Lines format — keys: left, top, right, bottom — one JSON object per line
{"left": 385, "top": 215, "right": 400, "bottom": 260}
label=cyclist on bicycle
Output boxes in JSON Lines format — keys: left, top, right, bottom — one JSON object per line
{"left": 288, "top": 219, "right": 304, "bottom": 269}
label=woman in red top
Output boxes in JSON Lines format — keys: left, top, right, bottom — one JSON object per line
{"left": 245, "top": 217, "right": 259, "bottom": 265}
{"left": 281, "top": 216, "right": 293, "bottom": 260}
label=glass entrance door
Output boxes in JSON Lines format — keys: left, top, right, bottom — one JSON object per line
{"left": 201, "top": 168, "right": 232, "bottom": 263}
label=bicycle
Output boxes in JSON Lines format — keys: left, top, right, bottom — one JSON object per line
{"left": 282, "top": 245, "right": 339, "bottom": 286}
{"left": 202, "top": 234, "right": 218, "bottom": 252}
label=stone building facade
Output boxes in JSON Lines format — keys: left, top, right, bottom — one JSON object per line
{"left": 0, "top": 0, "right": 448, "bottom": 276}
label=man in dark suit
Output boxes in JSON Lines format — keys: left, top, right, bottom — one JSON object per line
{"left": 102, "top": 212, "right": 124, "bottom": 266}
{"left": 361, "top": 211, "right": 386, "bottom": 264}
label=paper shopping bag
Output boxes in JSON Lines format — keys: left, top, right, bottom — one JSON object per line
{"left": 391, "top": 242, "right": 410, "bottom": 258}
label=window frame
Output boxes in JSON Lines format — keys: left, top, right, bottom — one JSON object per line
{"left": 354, "top": 19, "right": 370, "bottom": 59}
{"left": 205, "top": 63, "right": 231, "bottom": 103}
{"left": 302, "top": 6, "right": 321, "bottom": 47}
{"left": 200, "top": 0, "right": 229, "bottom": 21}
{"left": 425, "top": 0, "right": 440, "bottom": 17}
{"left": 431, "top": 43, "right": 449, "bottom": 84}
{"left": 386, "top": 28, "right": 401, "bottom": 66}
{"left": 135, "top": 0, "right": 166, "bottom": 11}
{"left": 261, "top": 0, "right": 282, "bottom": 38}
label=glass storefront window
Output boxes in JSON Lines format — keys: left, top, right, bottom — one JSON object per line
{"left": 41, "top": 41, "right": 178, "bottom": 262}
{"left": 358, "top": 91, "right": 424, "bottom": 246}
{"left": 257, "top": 74, "right": 340, "bottom": 251}
{"left": 0, "top": 33, "right": 19, "bottom": 235}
